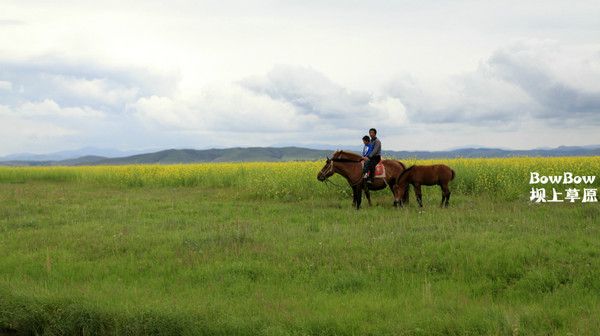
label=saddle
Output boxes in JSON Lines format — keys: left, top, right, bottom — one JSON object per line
{"left": 361, "top": 161, "right": 386, "bottom": 178}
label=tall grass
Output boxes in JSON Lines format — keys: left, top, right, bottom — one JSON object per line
{"left": 1, "top": 157, "right": 600, "bottom": 334}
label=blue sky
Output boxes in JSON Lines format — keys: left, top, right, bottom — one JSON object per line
{"left": 1, "top": 0, "right": 599, "bottom": 155}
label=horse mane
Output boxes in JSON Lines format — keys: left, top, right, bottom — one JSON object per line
{"left": 398, "top": 165, "right": 414, "bottom": 180}
{"left": 332, "top": 150, "right": 363, "bottom": 161}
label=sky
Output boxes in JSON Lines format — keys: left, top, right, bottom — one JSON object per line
{"left": 1, "top": 0, "right": 600, "bottom": 155}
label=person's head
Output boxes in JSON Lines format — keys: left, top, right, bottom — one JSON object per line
{"left": 362, "top": 135, "right": 370, "bottom": 145}
{"left": 369, "top": 128, "right": 377, "bottom": 139}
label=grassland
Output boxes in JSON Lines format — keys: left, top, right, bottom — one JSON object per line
{"left": 1, "top": 157, "right": 599, "bottom": 335}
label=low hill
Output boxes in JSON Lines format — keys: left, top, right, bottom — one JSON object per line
{"left": 1, "top": 146, "right": 599, "bottom": 166}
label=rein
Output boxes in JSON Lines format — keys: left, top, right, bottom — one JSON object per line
{"left": 331, "top": 157, "right": 363, "bottom": 163}
{"left": 323, "top": 178, "right": 347, "bottom": 188}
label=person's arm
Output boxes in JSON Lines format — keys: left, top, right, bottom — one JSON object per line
{"left": 368, "top": 140, "right": 381, "bottom": 158}
{"left": 366, "top": 144, "right": 373, "bottom": 156}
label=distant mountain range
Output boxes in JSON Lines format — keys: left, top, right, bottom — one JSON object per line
{"left": 1, "top": 145, "right": 599, "bottom": 166}
{"left": 0, "top": 147, "right": 148, "bottom": 162}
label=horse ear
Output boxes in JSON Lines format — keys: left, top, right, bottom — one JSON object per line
{"left": 326, "top": 155, "right": 329, "bottom": 160}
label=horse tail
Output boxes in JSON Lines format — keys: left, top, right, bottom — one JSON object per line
{"left": 397, "top": 160, "right": 406, "bottom": 169}
{"left": 451, "top": 169, "right": 456, "bottom": 181}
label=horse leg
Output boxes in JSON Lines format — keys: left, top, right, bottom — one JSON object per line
{"left": 439, "top": 185, "right": 446, "bottom": 208}
{"left": 352, "top": 185, "right": 362, "bottom": 210}
{"left": 443, "top": 183, "right": 451, "bottom": 208}
{"left": 365, "top": 185, "right": 372, "bottom": 206}
{"left": 414, "top": 184, "right": 423, "bottom": 207}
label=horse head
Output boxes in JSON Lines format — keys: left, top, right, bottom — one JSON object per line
{"left": 317, "top": 155, "right": 335, "bottom": 181}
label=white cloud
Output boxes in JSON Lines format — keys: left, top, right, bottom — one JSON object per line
{"left": 132, "top": 66, "right": 409, "bottom": 137}
{"left": 132, "top": 83, "right": 316, "bottom": 133}
{"left": 487, "top": 40, "right": 600, "bottom": 120}
{"left": 0, "top": 56, "right": 178, "bottom": 109}
{"left": 0, "top": 111, "right": 76, "bottom": 138}
{"left": 240, "top": 65, "right": 408, "bottom": 129}
{"left": 386, "top": 40, "right": 600, "bottom": 126}
{"left": 0, "top": 104, "right": 78, "bottom": 154}
{"left": 49, "top": 76, "right": 140, "bottom": 108}
{"left": 1, "top": 1, "right": 600, "bottom": 154}
{"left": 14, "top": 99, "right": 105, "bottom": 119}
{"left": 0, "top": 80, "right": 12, "bottom": 91}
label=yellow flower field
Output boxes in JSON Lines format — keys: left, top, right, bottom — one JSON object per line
{"left": 1, "top": 156, "right": 598, "bottom": 201}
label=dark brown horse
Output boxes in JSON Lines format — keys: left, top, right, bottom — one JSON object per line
{"left": 393, "top": 164, "right": 455, "bottom": 208}
{"left": 317, "top": 150, "right": 409, "bottom": 209}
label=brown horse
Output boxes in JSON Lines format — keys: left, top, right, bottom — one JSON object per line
{"left": 317, "top": 150, "right": 409, "bottom": 209}
{"left": 393, "top": 164, "right": 455, "bottom": 208}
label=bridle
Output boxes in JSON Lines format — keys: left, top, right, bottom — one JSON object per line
{"left": 320, "top": 156, "right": 365, "bottom": 187}
{"left": 319, "top": 159, "right": 338, "bottom": 187}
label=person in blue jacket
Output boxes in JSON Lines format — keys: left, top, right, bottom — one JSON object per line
{"left": 362, "top": 128, "right": 382, "bottom": 183}
{"left": 361, "top": 135, "right": 373, "bottom": 157}
{"left": 361, "top": 135, "right": 374, "bottom": 181}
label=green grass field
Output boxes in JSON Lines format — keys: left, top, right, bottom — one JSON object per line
{"left": 1, "top": 157, "right": 599, "bottom": 335}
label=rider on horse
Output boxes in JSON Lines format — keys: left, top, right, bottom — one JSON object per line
{"left": 362, "top": 128, "right": 381, "bottom": 184}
